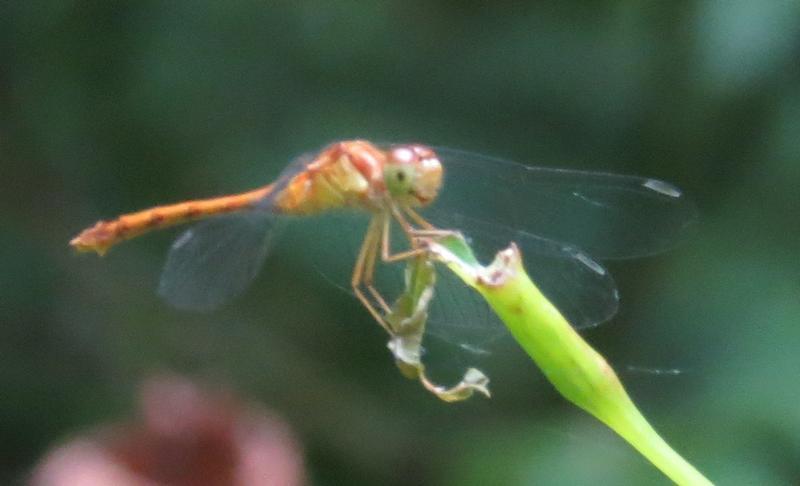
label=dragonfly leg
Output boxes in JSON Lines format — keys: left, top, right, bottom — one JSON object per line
{"left": 362, "top": 221, "right": 392, "bottom": 313}
{"left": 354, "top": 209, "right": 461, "bottom": 334}
{"left": 352, "top": 217, "right": 393, "bottom": 333}
{"left": 410, "top": 229, "right": 458, "bottom": 238}
{"left": 389, "top": 203, "right": 417, "bottom": 238}
{"left": 381, "top": 209, "right": 427, "bottom": 263}
{"left": 403, "top": 205, "right": 463, "bottom": 238}
{"left": 403, "top": 206, "right": 435, "bottom": 230}
{"left": 388, "top": 204, "right": 460, "bottom": 252}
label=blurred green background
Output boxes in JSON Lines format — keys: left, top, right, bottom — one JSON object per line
{"left": 2, "top": 2, "right": 799, "bottom": 484}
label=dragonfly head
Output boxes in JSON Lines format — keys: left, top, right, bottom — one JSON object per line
{"left": 384, "top": 144, "right": 442, "bottom": 207}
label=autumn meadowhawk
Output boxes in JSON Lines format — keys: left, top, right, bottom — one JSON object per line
{"left": 71, "top": 140, "right": 695, "bottom": 355}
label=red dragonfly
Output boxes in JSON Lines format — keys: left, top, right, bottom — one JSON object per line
{"left": 71, "top": 140, "right": 695, "bottom": 351}
{"left": 72, "top": 141, "right": 447, "bottom": 331}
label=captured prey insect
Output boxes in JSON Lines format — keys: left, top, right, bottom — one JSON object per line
{"left": 71, "top": 140, "right": 696, "bottom": 356}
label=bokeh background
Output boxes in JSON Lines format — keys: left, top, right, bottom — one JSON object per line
{"left": 2, "top": 2, "right": 799, "bottom": 484}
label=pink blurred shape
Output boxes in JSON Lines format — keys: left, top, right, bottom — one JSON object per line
{"left": 30, "top": 375, "right": 305, "bottom": 486}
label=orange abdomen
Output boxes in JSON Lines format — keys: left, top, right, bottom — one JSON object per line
{"left": 71, "top": 140, "right": 383, "bottom": 256}
{"left": 70, "top": 185, "right": 273, "bottom": 255}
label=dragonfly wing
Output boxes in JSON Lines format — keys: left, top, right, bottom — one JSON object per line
{"left": 297, "top": 208, "right": 616, "bottom": 358}
{"left": 424, "top": 213, "right": 617, "bottom": 360}
{"left": 158, "top": 211, "right": 277, "bottom": 311}
{"left": 432, "top": 148, "right": 697, "bottom": 260}
{"left": 513, "top": 231, "right": 618, "bottom": 330}
{"left": 425, "top": 265, "right": 508, "bottom": 351}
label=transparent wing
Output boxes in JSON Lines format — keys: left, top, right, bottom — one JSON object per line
{"left": 158, "top": 211, "right": 277, "bottom": 311}
{"left": 298, "top": 211, "right": 394, "bottom": 295}
{"left": 425, "top": 266, "right": 508, "bottom": 353}
{"left": 287, "top": 147, "right": 694, "bottom": 363}
{"left": 300, "top": 209, "right": 614, "bottom": 366}
{"left": 420, "top": 217, "right": 617, "bottom": 372}
{"left": 416, "top": 148, "right": 696, "bottom": 354}
{"left": 431, "top": 148, "right": 697, "bottom": 260}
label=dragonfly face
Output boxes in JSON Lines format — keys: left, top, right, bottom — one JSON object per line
{"left": 384, "top": 144, "right": 442, "bottom": 207}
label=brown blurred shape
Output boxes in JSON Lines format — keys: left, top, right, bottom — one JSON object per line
{"left": 30, "top": 375, "right": 306, "bottom": 486}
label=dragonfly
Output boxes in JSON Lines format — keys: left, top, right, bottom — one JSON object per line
{"left": 71, "top": 140, "right": 696, "bottom": 355}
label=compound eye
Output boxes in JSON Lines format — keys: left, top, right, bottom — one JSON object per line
{"left": 391, "top": 147, "right": 415, "bottom": 164}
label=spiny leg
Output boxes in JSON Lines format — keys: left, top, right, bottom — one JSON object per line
{"left": 351, "top": 217, "right": 393, "bottom": 333}
{"left": 389, "top": 203, "right": 416, "bottom": 239}
{"left": 363, "top": 216, "right": 391, "bottom": 313}
{"left": 361, "top": 210, "right": 439, "bottom": 325}
{"left": 403, "top": 206, "right": 460, "bottom": 239}
{"left": 403, "top": 206, "right": 435, "bottom": 230}
{"left": 383, "top": 204, "right": 459, "bottom": 262}
{"left": 363, "top": 207, "right": 447, "bottom": 313}
{"left": 354, "top": 206, "right": 461, "bottom": 333}
{"left": 381, "top": 209, "right": 427, "bottom": 263}
{"left": 352, "top": 212, "right": 429, "bottom": 335}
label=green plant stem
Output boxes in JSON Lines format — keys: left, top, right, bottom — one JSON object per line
{"left": 431, "top": 238, "right": 712, "bottom": 485}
